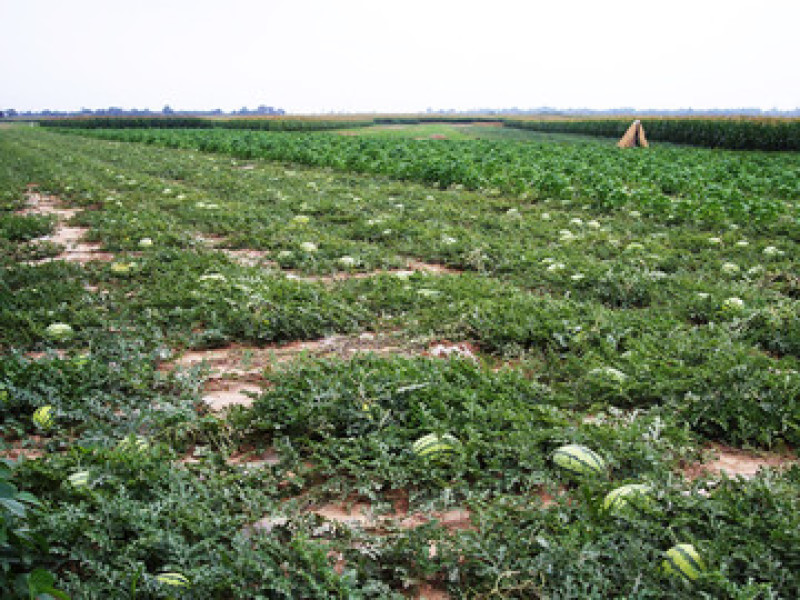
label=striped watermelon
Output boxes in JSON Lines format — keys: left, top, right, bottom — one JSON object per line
{"left": 412, "top": 433, "right": 460, "bottom": 460}
{"left": 156, "top": 572, "right": 191, "bottom": 588}
{"left": 552, "top": 444, "right": 606, "bottom": 477}
{"left": 603, "top": 484, "right": 652, "bottom": 515}
{"left": 662, "top": 544, "right": 706, "bottom": 582}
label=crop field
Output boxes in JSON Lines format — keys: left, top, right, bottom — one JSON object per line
{"left": 1, "top": 123, "right": 799, "bottom": 599}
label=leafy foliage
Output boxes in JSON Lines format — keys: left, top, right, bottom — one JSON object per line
{"left": 0, "top": 124, "right": 798, "bottom": 597}
{"left": 50, "top": 126, "right": 800, "bottom": 227}
{"left": 0, "top": 462, "right": 68, "bottom": 599}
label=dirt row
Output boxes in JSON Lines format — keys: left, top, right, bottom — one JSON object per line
{"left": 18, "top": 189, "right": 113, "bottom": 264}
{"left": 20, "top": 190, "right": 464, "bottom": 283}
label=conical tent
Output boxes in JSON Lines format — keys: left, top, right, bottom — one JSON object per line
{"left": 617, "top": 120, "right": 649, "bottom": 148}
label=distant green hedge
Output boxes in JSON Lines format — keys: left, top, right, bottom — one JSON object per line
{"left": 39, "top": 117, "right": 373, "bottom": 132}
{"left": 504, "top": 118, "right": 800, "bottom": 151}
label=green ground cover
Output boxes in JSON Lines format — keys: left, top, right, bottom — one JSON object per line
{"left": 1, "top": 126, "right": 799, "bottom": 598}
{"left": 336, "top": 124, "right": 478, "bottom": 141}
{"left": 337, "top": 123, "right": 618, "bottom": 145}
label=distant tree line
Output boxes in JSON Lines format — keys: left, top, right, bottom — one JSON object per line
{"left": 1, "top": 105, "right": 285, "bottom": 119}
{"left": 5, "top": 106, "right": 800, "bottom": 120}
{"left": 39, "top": 117, "right": 372, "bottom": 132}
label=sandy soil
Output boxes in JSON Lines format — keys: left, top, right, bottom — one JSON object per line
{"left": 195, "top": 233, "right": 228, "bottom": 247}
{"left": 162, "top": 336, "right": 484, "bottom": 380}
{"left": 19, "top": 192, "right": 114, "bottom": 263}
{"left": 196, "top": 232, "right": 463, "bottom": 281}
{"left": 292, "top": 258, "right": 463, "bottom": 283}
{"left": 683, "top": 443, "right": 796, "bottom": 480}
{"left": 0, "top": 444, "right": 45, "bottom": 461}
{"left": 160, "top": 333, "right": 425, "bottom": 411}
{"left": 426, "top": 341, "right": 479, "bottom": 362}
{"left": 220, "top": 248, "right": 277, "bottom": 268}
{"left": 201, "top": 381, "right": 263, "bottom": 410}
{"left": 164, "top": 333, "right": 415, "bottom": 374}
{"left": 214, "top": 243, "right": 463, "bottom": 283}
{"left": 0, "top": 432, "right": 48, "bottom": 461}
{"left": 415, "top": 584, "right": 450, "bottom": 599}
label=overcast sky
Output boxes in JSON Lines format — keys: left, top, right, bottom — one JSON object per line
{"left": 2, "top": 0, "right": 799, "bottom": 113}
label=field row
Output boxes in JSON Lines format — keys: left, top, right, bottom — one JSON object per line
{"left": 53, "top": 126, "right": 800, "bottom": 228}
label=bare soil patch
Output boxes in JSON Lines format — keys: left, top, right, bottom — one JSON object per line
{"left": 536, "top": 487, "right": 560, "bottom": 508}
{"left": 192, "top": 234, "right": 464, "bottom": 281}
{"left": 414, "top": 584, "right": 450, "bottom": 600}
{"left": 164, "top": 335, "right": 493, "bottom": 414}
{"left": 0, "top": 444, "right": 45, "bottom": 461}
{"left": 0, "top": 433, "right": 48, "bottom": 461}
{"left": 227, "top": 447, "right": 282, "bottom": 468}
{"left": 300, "top": 260, "right": 463, "bottom": 283}
{"left": 25, "top": 349, "right": 69, "bottom": 360}
{"left": 255, "top": 489, "right": 474, "bottom": 536}
{"left": 404, "top": 259, "right": 462, "bottom": 275}
{"left": 247, "top": 484, "right": 555, "bottom": 599}
{"left": 201, "top": 381, "right": 263, "bottom": 411}
{"left": 162, "top": 333, "right": 417, "bottom": 377}
{"left": 426, "top": 341, "right": 479, "bottom": 363}
{"left": 220, "top": 248, "right": 277, "bottom": 268}
{"left": 310, "top": 500, "right": 377, "bottom": 528}
{"left": 17, "top": 195, "right": 80, "bottom": 220}
{"left": 20, "top": 193, "right": 114, "bottom": 264}
{"left": 162, "top": 333, "right": 418, "bottom": 411}
{"left": 682, "top": 443, "right": 797, "bottom": 480}
{"left": 181, "top": 445, "right": 283, "bottom": 467}
{"left": 195, "top": 233, "right": 228, "bottom": 247}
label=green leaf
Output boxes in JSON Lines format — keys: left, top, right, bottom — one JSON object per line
{"left": 0, "top": 496, "right": 27, "bottom": 518}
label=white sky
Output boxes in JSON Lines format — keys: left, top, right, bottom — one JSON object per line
{"left": 2, "top": 0, "right": 799, "bottom": 113}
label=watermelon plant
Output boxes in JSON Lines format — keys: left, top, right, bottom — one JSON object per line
{"left": 0, "top": 123, "right": 798, "bottom": 597}
{"left": 0, "top": 461, "right": 68, "bottom": 599}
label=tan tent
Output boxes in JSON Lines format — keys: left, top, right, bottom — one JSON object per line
{"left": 617, "top": 120, "right": 649, "bottom": 148}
